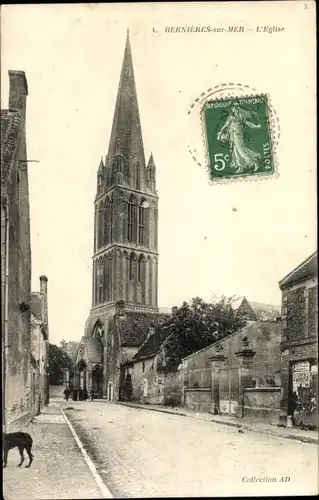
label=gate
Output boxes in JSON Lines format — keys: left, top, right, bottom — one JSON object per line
{"left": 218, "top": 366, "right": 239, "bottom": 415}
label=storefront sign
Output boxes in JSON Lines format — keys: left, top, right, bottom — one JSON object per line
{"left": 292, "top": 361, "right": 311, "bottom": 392}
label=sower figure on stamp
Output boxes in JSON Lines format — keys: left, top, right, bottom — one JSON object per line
{"left": 217, "top": 102, "right": 261, "bottom": 173}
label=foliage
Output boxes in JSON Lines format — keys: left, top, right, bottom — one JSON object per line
{"left": 59, "top": 340, "right": 80, "bottom": 363}
{"left": 158, "top": 296, "right": 247, "bottom": 373}
{"left": 295, "top": 386, "right": 317, "bottom": 414}
{"left": 48, "top": 343, "right": 73, "bottom": 385}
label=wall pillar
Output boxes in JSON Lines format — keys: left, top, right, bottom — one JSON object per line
{"left": 86, "top": 367, "right": 92, "bottom": 392}
{"left": 279, "top": 348, "right": 290, "bottom": 424}
{"left": 235, "top": 337, "right": 256, "bottom": 418}
{"left": 209, "top": 345, "right": 226, "bottom": 415}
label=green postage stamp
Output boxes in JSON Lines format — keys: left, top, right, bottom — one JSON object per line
{"left": 202, "top": 94, "right": 274, "bottom": 181}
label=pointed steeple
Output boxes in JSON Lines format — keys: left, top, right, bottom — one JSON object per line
{"left": 147, "top": 151, "right": 155, "bottom": 169}
{"left": 147, "top": 152, "right": 156, "bottom": 190}
{"left": 98, "top": 156, "right": 104, "bottom": 174}
{"left": 108, "top": 30, "right": 145, "bottom": 167}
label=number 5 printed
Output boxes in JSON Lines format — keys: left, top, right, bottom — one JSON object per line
{"left": 214, "top": 153, "right": 229, "bottom": 171}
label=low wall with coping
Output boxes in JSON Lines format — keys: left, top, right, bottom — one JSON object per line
{"left": 243, "top": 387, "right": 281, "bottom": 423}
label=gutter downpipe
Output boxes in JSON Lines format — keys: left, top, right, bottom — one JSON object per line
{"left": 3, "top": 201, "right": 10, "bottom": 433}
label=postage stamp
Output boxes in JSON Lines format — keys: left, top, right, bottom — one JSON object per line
{"left": 202, "top": 94, "right": 274, "bottom": 181}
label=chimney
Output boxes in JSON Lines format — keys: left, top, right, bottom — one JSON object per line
{"left": 40, "top": 275, "right": 48, "bottom": 295}
{"left": 8, "top": 70, "right": 28, "bottom": 113}
{"left": 40, "top": 275, "right": 48, "bottom": 338}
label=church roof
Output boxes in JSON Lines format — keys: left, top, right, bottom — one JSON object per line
{"left": 118, "top": 311, "right": 171, "bottom": 347}
{"left": 79, "top": 336, "right": 103, "bottom": 364}
{"left": 279, "top": 251, "right": 317, "bottom": 289}
{"left": 107, "top": 30, "right": 145, "bottom": 167}
{"left": 233, "top": 296, "right": 280, "bottom": 321}
{"left": 133, "top": 322, "right": 173, "bottom": 361}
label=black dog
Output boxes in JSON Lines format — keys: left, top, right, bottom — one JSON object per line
{"left": 3, "top": 432, "right": 34, "bottom": 468}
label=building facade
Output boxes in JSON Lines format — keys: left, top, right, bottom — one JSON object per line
{"left": 75, "top": 31, "right": 169, "bottom": 401}
{"left": 1, "top": 70, "right": 33, "bottom": 430}
{"left": 279, "top": 251, "right": 318, "bottom": 427}
{"left": 30, "top": 275, "right": 50, "bottom": 412}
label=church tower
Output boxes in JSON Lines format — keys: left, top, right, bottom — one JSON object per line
{"left": 92, "top": 30, "right": 159, "bottom": 313}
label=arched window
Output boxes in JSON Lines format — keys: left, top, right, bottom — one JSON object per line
{"left": 138, "top": 200, "right": 146, "bottom": 245}
{"left": 107, "top": 252, "right": 113, "bottom": 301}
{"left": 97, "top": 258, "right": 104, "bottom": 304}
{"left": 138, "top": 255, "right": 146, "bottom": 304}
{"left": 147, "top": 256, "right": 152, "bottom": 306}
{"left": 136, "top": 163, "right": 140, "bottom": 190}
{"left": 138, "top": 254, "right": 145, "bottom": 282}
{"left": 97, "top": 202, "right": 104, "bottom": 249}
{"left": 103, "top": 254, "right": 108, "bottom": 302}
{"left": 93, "top": 322, "right": 104, "bottom": 343}
{"left": 105, "top": 196, "right": 114, "bottom": 245}
{"left": 113, "top": 156, "right": 124, "bottom": 185}
{"left": 110, "top": 194, "right": 113, "bottom": 242}
{"left": 129, "top": 253, "right": 136, "bottom": 281}
{"left": 127, "top": 195, "right": 137, "bottom": 243}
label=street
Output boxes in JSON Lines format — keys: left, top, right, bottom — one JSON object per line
{"left": 63, "top": 401, "right": 318, "bottom": 498}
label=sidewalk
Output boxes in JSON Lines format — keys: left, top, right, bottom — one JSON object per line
{"left": 3, "top": 403, "right": 105, "bottom": 500}
{"left": 118, "top": 401, "right": 318, "bottom": 445}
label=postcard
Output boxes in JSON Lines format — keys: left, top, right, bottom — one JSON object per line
{"left": 1, "top": 2, "right": 317, "bottom": 498}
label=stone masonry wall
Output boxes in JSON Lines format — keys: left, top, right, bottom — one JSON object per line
{"left": 3, "top": 72, "right": 33, "bottom": 429}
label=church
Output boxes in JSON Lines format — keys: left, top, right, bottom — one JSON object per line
{"left": 75, "top": 31, "right": 170, "bottom": 401}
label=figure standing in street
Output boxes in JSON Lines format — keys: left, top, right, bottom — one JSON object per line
{"left": 90, "top": 387, "right": 94, "bottom": 402}
{"left": 64, "top": 387, "right": 70, "bottom": 402}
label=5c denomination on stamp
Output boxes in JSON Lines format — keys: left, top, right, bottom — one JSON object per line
{"left": 202, "top": 94, "right": 274, "bottom": 181}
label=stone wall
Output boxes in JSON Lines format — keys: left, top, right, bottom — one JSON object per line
{"left": 184, "top": 388, "right": 212, "bottom": 413}
{"left": 164, "top": 370, "right": 182, "bottom": 406}
{"left": 2, "top": 71, "right": 32, "bottom": 429}
{"left": 183, "top": 321, "right": 281, "bottom": 389}
{"left": 243, "top": 387, "right": 281, "bottom": 423}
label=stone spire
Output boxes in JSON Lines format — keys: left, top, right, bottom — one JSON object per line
{"left": 107, "top": 30, "right": 145, "bottom": 167}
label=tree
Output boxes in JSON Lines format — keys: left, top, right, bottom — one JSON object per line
{"left": 59, "top": 340, "right": 80, "bottom": 363}
{"left": 48, "top": 343, "right": 73, "bottom": 385}
{"left": 158, "top": 296, "right": 247, "bottom": 373}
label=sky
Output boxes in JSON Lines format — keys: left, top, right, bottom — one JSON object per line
{"left": 1, "top": 2, "right": 316, "bottom": 345}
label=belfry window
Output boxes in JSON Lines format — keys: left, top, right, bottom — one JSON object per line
{"left": 138, "top": 201, "right": 146, "bottom": 245}
{"left": 127, "top": 195, "right": 137, "bottom": 243}
{"left": 129, "top": 254, "right": 133, "bottom": 281}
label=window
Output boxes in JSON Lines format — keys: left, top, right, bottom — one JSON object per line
{"left": 97, "top": 202, "right": 104, "bottom": 249}
{"left": 138, "top": 201, "right": 145, "bottom": 245}
{"left": 142, "top": 361, "right": 145, "bottom": 373}
{"left": 129, "top": 253, "right": 136, "bottom": 281}
{"left": 104, "top": 197, "right": 110, "bottom": 245}
{"left": 127, "top": 195, "right": 137, "bottom": 242}
{"left": 114, "top": 156, "right": 123, "bottom": 184}
{"left": 138, "top": 255, "right": 145, "bottom": 286}
{"left": 97, "top": 260, "right": 104, "bottom": 304}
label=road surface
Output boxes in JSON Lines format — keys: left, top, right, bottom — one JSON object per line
{"left": 63, "top": 401, "right": 318, "bottom": 497}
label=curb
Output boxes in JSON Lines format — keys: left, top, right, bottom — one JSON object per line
{"left": 118, "top": 401, "right": 188, "bottom": 418}
{"left": 118, "top": 402, "right": 318, "bottom": 445}
{"left": 60, "top": 407, "right": 113, "bottom": 498}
